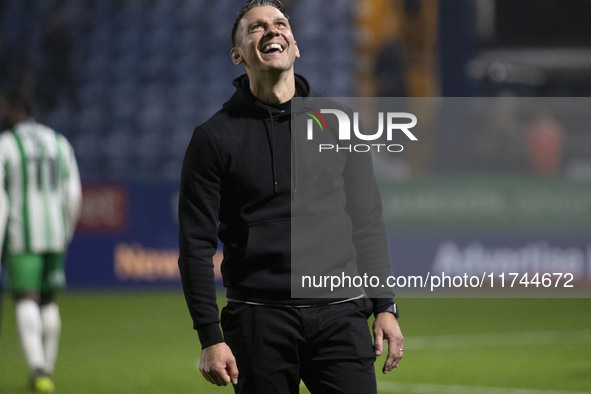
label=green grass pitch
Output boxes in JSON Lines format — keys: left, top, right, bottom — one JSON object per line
{"left": 1, "top": 291, "right": 590, "bottom": 393}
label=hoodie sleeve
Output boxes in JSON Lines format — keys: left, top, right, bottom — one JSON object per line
{"left": 343, "top": 148, "right": 395, "bottom": 315}
{"left": 178, "top": 126, "right": 225, "bottom": 349}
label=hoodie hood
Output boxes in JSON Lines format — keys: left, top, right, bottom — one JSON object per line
{"left": 223, "top": 73, "right": 313, "bottom": 118}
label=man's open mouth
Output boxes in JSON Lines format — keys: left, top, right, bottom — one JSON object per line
{"left": 261, "top": 43, "right": 285, "bottom": 54}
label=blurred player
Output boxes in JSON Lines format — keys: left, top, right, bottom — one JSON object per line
{"left": 178, "top": 1, "right": 403, "bottom": 392}
{"left": 0, "top": 257, "right": 4, "bottom": 345}
{"left": 0, "top": 91, "right": 82, "bottom": 393}
{"left": 0, "top": 196, "right": 5, "bottom": 344}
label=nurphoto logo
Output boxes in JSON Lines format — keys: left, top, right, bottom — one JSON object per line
{"left": 305, "top": 107, "right": 418, "bottom": 153}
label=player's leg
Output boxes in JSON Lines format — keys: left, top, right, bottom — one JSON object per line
{"left": 300, "top": 298, "right": 378, "bottom": 394}
{"left": 0, "top": 263, "right": 4, "bottom": 345}
{"left": 39, "top": 252, "right": 66, "bottom": 376}
{"left": 6, "top": 253, "right": 46, "bottom": 370}
{"left": 15, "top": 294, "right": 45, "bottom": 369}
{"left": 39, "top": 299, "right": 60, "bottom": 375}
{"left": 5, "top": 252, "right": 55, "bottom": 392}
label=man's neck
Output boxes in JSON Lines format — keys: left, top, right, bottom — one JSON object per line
{"left": 8, "top": 116, "right": 30, "bottom": 129}
{"left": 248, "top": 70, "right": 296, "bottom": 104}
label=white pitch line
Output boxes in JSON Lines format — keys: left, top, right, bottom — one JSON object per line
{"left": 378, "top": 381, "right": 591, "bottom": 394}
{"left": 405, "top": 329, "right": 591, "bottom": 350}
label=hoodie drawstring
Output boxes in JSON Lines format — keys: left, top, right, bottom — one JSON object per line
{"left": 291, "top": 117, "right": 297, "bottom": 201}
{"left": 264, "top": 108, "right": 279, "bottom": 194}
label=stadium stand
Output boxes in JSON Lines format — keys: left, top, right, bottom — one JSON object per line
{"left": 0, "top": 0, "right": 356, "bottom": 182}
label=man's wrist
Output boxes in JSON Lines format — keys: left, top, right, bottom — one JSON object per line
{"left": 375, "top": 302, "right": 399, "bottom": 319}
{"left": 198, "top": 323, "right": 225, "bottom": 349}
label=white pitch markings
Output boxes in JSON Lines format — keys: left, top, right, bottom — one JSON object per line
{"left": 404, "top": 329, "right": 591, "bottom": 350}
{"left": 378, "top": 381, "right": 591, "bottom": 394}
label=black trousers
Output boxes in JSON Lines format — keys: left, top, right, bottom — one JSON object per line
{"left": 221, "top": 298, "right": 377, "bottom": 394}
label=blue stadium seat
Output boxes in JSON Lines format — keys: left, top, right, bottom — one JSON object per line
{"left": 18, "top": 0, "right": 355, "bottom": 181}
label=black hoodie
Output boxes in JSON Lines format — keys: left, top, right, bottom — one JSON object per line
{"left": 178, "top": 74, "right": 394, "bottom": 348}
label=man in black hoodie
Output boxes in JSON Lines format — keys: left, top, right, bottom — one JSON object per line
{"left": 178, "top": 1, "right": 404, "bottom": 392}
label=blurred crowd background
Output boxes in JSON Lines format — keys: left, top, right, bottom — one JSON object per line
{"left": 2, "top": 0, "right": 591, "bottom": 183}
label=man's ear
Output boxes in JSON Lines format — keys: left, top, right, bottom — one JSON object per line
{"left": 231, "top": 47, "right": 243, "bottom": 65}
{"left": 294, "top": 41, "right": 300, "bottom": 59}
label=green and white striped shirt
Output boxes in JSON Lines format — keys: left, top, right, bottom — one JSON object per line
{"left": 0, "top": 121, "right": 81, "bottom": 255}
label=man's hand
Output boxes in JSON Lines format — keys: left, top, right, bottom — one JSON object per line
{"left": 373, "top": 312, "right": 404, "bottom": 374}
{"left": 199, "top": 342, "right": 239, "bottom": 386}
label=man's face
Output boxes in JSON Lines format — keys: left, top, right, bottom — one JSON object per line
{"left": 231, "top": 5, "right": 300, "bottom": 75}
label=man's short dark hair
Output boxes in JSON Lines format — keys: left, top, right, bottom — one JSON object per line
{"left": 232, "top": 0, "right": 288, "bottom": 46}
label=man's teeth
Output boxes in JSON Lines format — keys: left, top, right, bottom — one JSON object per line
{"left": 263, "top": 43, "right": 284, "bottom": 53}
